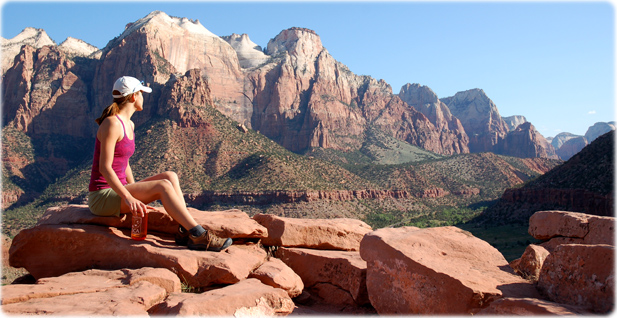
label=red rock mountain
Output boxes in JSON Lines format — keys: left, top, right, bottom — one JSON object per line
{"left": 441, "top": 89, "right": 557, "bottom": 159}
{"left": 398, "top": 83, "right": 469, "bottom": 154}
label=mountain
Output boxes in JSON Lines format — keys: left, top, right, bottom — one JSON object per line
{"left": 477, "top": 131, "right": 614, "bottom": 225}
{"left": 221, "top": 33, "right": 269, "bottom": 69}
{"left": 441, "top": 89, "right": 557, "bottom": 159}
{"left": 585, "top": 121, "right": 616, "bottom": 143}
{"left": 555, "top": 136, "right": 588, "bottom": 161}
{"left": 495, "top": 122, "right": 558, "bottom": 159}
{"left": 502, "top": 115, "right": 527, "bottom": 132}
{"left": 550, "top": 132, "right": 580, "bottom": 149}
{"left": 1, "top": 27, "right": 55, "bottom": 72}
{"left": 441, "top": 89, "right": 510, "bottom": 153}
{"left": 2, "top": 11, "right": 566, "bottom": 232}
{"left": 58, "top": 37, "right": 101, "bottom": 58}
{"left": 398, "top": 83, "right": 469, "bottom": 154}
{"left": 547, "top": 122, "right": 615, "bottom": 161}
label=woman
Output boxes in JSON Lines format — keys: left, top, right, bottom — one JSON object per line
{"left": 88, "top": 76, "right": 231, "bottom": 252}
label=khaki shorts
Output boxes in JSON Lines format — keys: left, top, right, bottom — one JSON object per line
{"left": 88, "top": 188, "right": 122, "bottom": 217}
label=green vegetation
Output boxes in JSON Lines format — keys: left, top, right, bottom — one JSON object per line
{"left": 457, "top": 222, "right": 541, "bottom": 262}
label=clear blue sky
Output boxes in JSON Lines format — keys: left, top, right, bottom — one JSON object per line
{"left": 2, "top": 1, "right": 614, "bottom": 137}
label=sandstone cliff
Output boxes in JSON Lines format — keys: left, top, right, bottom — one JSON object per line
{"left": 495, "top": 122, "right": 558, "bottom": 159}
{"left": 2, "top": 44, "right": 94, "bottom": 137}
{"left": 555, "top": 136, "right": 587, "bottom": 161}
{"left": 441, "top": 89, "right": 556, "bottom": 159}
{"left": 1, "top": 27, "right": 55, "bottom": 72}
{"left": 398, "top": 83, "right": 469, "bottom": 154}
{"left": 441, "top": 88, "right": 509, "bottom": 152}
{"left": 585, "top": 121, "right": 615, "bottom": 143}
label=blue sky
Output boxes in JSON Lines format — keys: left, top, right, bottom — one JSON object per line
{"left": 2, "top": 1, "right": 614, "bottom": 137}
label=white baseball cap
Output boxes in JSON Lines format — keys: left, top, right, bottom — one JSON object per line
{"left": 112, "top": 76, "right": 152, "bottom": 98}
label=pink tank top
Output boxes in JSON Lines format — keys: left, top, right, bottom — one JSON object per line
{"left": 89, "top": 115, "right": 135, "bottom": 191}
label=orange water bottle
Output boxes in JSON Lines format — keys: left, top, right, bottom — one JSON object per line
{"left": 131, "top": 212, "right": 148, "bottom": 240}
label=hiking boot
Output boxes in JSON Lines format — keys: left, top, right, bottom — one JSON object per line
{"left": 175, "top": 225, "right": 190, "bottom": 246}
{"left": 188, "top": 230, "right": 233, "bottom": 252}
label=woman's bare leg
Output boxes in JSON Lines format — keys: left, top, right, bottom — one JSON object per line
{"left": 121, "top": 179, "right": 198, "bottom": 230}
{"left": 138, "top": 171, "right": 187, "bottom": 207}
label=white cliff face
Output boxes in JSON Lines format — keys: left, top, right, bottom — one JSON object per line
{"left": 1, "top": 27, "right": 56, "bottom": 72}
{"left": 221, "top": 33, "right": 269, "bottom": 69}
{"left": 58, "top": 37, "right": 100, "bottom": 58}
{"left": 502, "top": 115, "right": 528, "bottom": 132}
{"left": 119, "top": 11, "right": 219, "bottom": 41}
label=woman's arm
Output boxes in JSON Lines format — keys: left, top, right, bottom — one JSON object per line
{"left": 98, "top": 117, "right": 147, "bottom": 216}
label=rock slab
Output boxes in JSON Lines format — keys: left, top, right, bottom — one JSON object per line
{"left": 477, "top": 297, "right": 585, "bottom": 315}
{"left": 529, "top": 210, "right": 614, "bottom": 244}
{"left": 253, "top": 213, "right": 372, "bottom": 251}
{"left": 537, "top": 244, "right": 614, "bottom": 313}
{"left": 9, "top": 224, "right": 267, "bottom": 287}
{"left": 1, "top": 268, "right": 177, "bottom": 315}
{"left": 509, "top": 244, "right": 549, "bottom": 282}
{"left": 37, "top": 204, "right": 268, "bottom": 239}
{"left": 248, "top": 257, "right": 304, "bottom": 298}
{"left": 150, "top": 278, "right": 294, "bottom": 316}
{"left": 360, "top": 226, "right": 540, "bottom": 315}
{"left": 277, "top": 247, "right": 369, "bottom": 306}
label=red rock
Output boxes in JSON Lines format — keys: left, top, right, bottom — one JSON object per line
{"left": 9, "top": 224, "right": 267, "bottom": 288}
{"left": 1, "top": 268, "right": 175, "bottom": 315}
{"left": 496, "top": 122, "right": 559, "bottom": 159}
{"left": 540, "top": 237, "right": 584, "bottom": 253}
{"left": 477, "top": 297, "right": 586, "bottom": 315}
{"left": 253, "top": 214, "right": 371, "bottom": 251}
{"left": 537, "top": 244, "right": 614, "bottom": 313}
{"left": 509, "top": 244, "right": 549, "bottom": 281}
{"left": 150, "top": 278, "right": 294, "bottom": 316}
{"left": 399, "top": 83, "right": 470, "bottom": 155}
{"left": 37, "top": 204, "right": 267, "bottom": 239}
{"left": 441, "top": 89, "right": 509, "bottom": 153}
{"left": 248, "top": 257, "right": 304, "bottom": 298}
{"left": 529, "top": 210, "right": 614, "bottom": 244}
{"left": 276, "top": 247, "right": 369, "bottom": 306}
{"left": 529, "top": 210, "right": 590, "bottom": 240}
{"left": 360, "top": 226, "right": 540, "bottom": 315}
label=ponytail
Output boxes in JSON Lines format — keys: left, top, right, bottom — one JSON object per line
{"left": 95, "top": 91, "right": 133, "bottom": 125}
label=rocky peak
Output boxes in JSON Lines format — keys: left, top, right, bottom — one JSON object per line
{"left": 502, "top": 115, "right": 528, "bottom": 132}
{"left": 266, "top": 27, "right": 323, "bottom": 59}
{"left": 1, "top": 27, "right": 56, "bottom": 72}
{"left": 117, "top": 11, "right": 218, "bottom": 45}
{"left": 398, "top": 83, "right": 439, "bottom": 105}
{"left": 496, "top": 122, "right": 558, "bottom": 159}
{"left": 550, "top": 132, "right": 581, "bottom": 150}
{"left": 442, "top": 88, "right": 495, "bottom": 115}
{"left": 585, "top": 121, "right": 615, "bottom": 143}
{"left": 58, "top": 37, "right": 100, "bottom": 58}
{"left": 441, "top": 88, "right": 509, "bottom": 153}
{"left": 398, "top": 83, "right": 470, "bottom": 154}
{"left": 221, "top": 33, "right": 269, "bottom": 69}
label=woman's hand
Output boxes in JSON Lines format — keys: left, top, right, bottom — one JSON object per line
{"left": 124, "top": 196, "right": 148, "bottom": 217}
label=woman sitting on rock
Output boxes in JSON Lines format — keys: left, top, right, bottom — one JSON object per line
{"left": 88, "top": 76, "right": 232, "bottom": 252}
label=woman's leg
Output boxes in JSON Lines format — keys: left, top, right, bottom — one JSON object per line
{"left": 138, "top": 171, "right": 187, "bottom": 207}
{"left": 122, "top": 179, "right": 198, "bottom": 230}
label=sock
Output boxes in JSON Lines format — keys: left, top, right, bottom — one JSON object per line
{"left": 189, "top": 225, "right": 206, "bottom": 237}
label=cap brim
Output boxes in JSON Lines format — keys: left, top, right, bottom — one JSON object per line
{"left": 140, "top": 86, "right": 152, "bottom": 93}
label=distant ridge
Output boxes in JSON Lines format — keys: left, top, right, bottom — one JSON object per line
{"left": 477, "top": 131, "right": 615, "bottom": 225}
